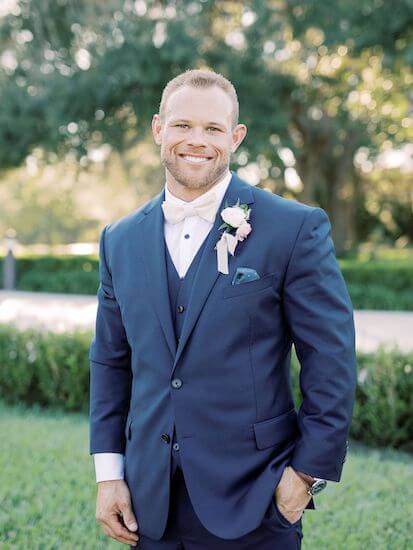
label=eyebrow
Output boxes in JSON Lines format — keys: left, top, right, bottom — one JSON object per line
{"left": 170, "top": 119, "right": 226, "bottom": 128}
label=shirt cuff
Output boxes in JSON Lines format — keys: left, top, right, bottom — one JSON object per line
{"left": 93, "top": 453, "right": 125, "bottom": 483}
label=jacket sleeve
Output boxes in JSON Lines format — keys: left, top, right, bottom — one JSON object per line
{"left": 283, "top": 207, "right": 357, "bottom": 482}
{"left": 89, "top": 224, "right": 132, "bottom": 455}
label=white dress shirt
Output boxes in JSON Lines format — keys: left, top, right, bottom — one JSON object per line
{"left": 93, "top": 169, "right": 232, "bottom": 482}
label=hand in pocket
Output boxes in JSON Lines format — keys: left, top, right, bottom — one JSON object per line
{"left": 274, "top": 466, "right": 311, "bottom": 524}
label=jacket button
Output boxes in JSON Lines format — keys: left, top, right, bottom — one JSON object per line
{"left": 177, "top": 305, "right": 185, "bottom": 313}
{"left": 161, "top": 433, "right": 170, "bottom": 443}
{"left": 173, "top": 442, "right": 180, "bottom": 451}
{"left": 171, "top": 378, "right": 183, "bottom": 389}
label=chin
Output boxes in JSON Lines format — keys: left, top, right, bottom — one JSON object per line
{"left": 164, "top": 156, "right": 227, "bottom": 189}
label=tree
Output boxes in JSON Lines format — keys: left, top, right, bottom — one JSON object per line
{"left": 0, "top": 0, "right": 411, "bottom": 251}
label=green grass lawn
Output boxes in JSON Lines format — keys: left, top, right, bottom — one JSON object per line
{"left": 1, "top": 400, "right": 412, "bottom": 549}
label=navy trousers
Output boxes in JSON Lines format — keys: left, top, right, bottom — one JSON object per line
{"left": 131, "top": 429, "right": 303, "bottom": 549}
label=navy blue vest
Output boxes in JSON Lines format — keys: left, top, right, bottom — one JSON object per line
{"left": 164, "top": 235, "right": 209, "bottom": 479}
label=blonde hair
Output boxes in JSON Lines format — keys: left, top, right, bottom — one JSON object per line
{"left": 159, "top": 68, "right": 239, "bottom": 129}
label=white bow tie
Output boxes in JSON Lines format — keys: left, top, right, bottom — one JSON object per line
{"left": 161, "top": 192, "right": 218, "bottom": 224}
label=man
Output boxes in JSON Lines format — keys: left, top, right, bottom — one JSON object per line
{"left": 89, "top": 68, "right": 357, "bottom": 549}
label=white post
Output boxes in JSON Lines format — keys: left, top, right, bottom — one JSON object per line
{"left": 3, "top": 228, "right": 16, "bottom": 290}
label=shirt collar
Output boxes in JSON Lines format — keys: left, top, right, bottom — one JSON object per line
{"left": 164, "top": 169, "right": 232, "bottom": 214}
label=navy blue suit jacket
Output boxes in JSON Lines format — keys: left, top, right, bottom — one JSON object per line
{"left": 89, "top": 172, "right": 357, "bottom": 540}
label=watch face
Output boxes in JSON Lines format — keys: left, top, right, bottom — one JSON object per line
{"left": 311, "top": 479, "right": 327, "bottom": 495}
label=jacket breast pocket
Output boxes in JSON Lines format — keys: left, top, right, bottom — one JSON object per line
{"left": 253, "top": 407, "right": 299, "bottom": 450}
{"left": 222, "top": 272, "right": 276, "bottom": 299}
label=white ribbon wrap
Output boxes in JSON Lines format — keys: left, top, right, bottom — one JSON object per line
{"left": 215, "top": 231, "right": 239, "bottom": 274}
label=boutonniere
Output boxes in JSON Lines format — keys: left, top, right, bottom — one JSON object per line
{"left": 214, "top": 198, "right": 252, "bottom": 274}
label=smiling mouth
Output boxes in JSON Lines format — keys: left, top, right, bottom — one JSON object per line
{"left": 179, "top": 154, "right": 213, "bottom": 164}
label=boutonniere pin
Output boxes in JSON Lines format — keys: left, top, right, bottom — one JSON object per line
{"left": 214, "top": 198, "right": 252, "bottom": 274}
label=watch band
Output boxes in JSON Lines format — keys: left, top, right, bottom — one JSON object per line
{"left": 307, "top": 478, "right": 327, "bottom": 496}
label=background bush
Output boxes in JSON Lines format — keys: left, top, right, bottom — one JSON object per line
{"left": 0, "top": 255, "right": 99, "bottom": 295}
{"left": 1, "top": 324, "right": 412, "bottom": 451}
{"left": 1, "top": 255, "right": 412, "bottom": 309}
{"left": 0, "top": 325, "right": 90, "bottom": 412}
{"left": 340, "top": 259, "right": 413, "bottom": 311}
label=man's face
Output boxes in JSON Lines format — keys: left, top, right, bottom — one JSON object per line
{"left": 152, "top": 85, "right": 247, "bottom": 191}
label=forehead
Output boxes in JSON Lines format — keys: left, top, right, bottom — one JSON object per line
{"left": 165, "top": 85, "right": 232, "bottom": 125}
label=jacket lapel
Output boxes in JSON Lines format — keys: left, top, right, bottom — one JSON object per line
{"left": 141, "top": 171, "right": 255, "bottom": 370}
{"left": 142, "top": 187, "right": 177, "bottom": 360}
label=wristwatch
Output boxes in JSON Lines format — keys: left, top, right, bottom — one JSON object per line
{"left": 307, "top": 477, "right": 327, "bottom": 496}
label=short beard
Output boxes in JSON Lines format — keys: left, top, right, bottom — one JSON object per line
{"left": 161, "top": 153, "right": 229, "bottom": 191}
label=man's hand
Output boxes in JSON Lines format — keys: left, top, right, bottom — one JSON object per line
{"left": 274, "top": 466, "right": 312, "bottom": 524}
{"left": 96, "top": 480, "right": 140, "bottom": 547}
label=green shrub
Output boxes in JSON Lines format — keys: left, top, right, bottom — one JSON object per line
{"left": 340, "top": 260, "right": 413, "bottom": 310}
{"left": 339, "top": 259, "right": 413, "bottom": 290}
{"left": 0, "top": 325, "right": 90, "bottom": 412}
{"left": 1, "top": 255, "right": 412, "bottom": 309}
{"left": 346, "top": 284, "right": 413, "bottom": 310}
{"left": 1, "top": 325, "right": 412, "bottom": 451}
{"left": 291, "top": 346, "right": 413, "bottom": 453}
{"left": 351, "top": 348, "right": 413, "bottom": 452}
{"left": 0, "top": 255, "right": 99, "bottom": 295}
{"left": 292, "top": 346, "right": 413, "bottom": 452}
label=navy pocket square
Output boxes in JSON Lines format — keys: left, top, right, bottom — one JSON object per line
{"left": 232, "top": 267, "right": 260, "bottom": 285}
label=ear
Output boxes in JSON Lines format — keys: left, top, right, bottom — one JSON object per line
{"left": 231, "top": 124, "right": 248, "bottom": 153}
{"left": 152, "top": 114, "right": 162, "bottom": 145}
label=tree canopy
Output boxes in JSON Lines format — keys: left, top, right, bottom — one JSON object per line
{"left": 0, "top": 0, "right": 411, "bottom": 251}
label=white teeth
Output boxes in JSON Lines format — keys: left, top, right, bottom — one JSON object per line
{"left": 182, "top": 155, "right": 210, "bottom": 163}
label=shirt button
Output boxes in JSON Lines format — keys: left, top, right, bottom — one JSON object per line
{"left": 161, "top": 433, "right": 170, "bottom": 443}
{"left": 184, "top": 234, "right": 190, "bottom": 239}
{"left": 173, "top": 443, "right": 180, "bottom": 451}
{"left": 171, "top": 378, "right": 183, "bottom": 389}
{"left": 177, "top": 305, "right": 185, "bottom": 313}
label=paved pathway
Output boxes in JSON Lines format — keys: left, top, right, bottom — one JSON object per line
{"left": 0, "top": 290, "right": 411, "bottom": 353}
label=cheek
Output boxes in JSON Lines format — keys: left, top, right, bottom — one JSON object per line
{"left": 161, "top": 131, "right": 178, "bottom": 147}
{"left": 213, "top": 140, "right": 228, "bottom": 154}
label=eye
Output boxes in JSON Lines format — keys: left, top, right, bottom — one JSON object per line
{"left": 175, "top": 124, "right": 188, "bottom": 128}
{"left": 207, "top": 127, "right": 220, "bottom": 132}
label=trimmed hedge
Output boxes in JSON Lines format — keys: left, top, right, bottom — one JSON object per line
{"left": 0, "top": 326, "right": 91, "bottom": 412}
{"left": 1, "top": 255, "right": 412, "bottom": 309}
{"left": 0, "top": 255, "right": 99, "bottom": 295}
{"left": 0, "top": 324, "right": 412, "bottom": 451}
{"left": 340, "top": 259, "right": 413, "bottom": 311}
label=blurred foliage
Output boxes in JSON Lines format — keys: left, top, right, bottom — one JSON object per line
{"left": 286, "top": 0, "right": 413, "bottom": 66}
{"left": 0, "top": 325, "right": 91, "bottom": 411}
{"left": 0, "top": 254, "right": 99, "bottom": 293}
{"left": 1, "top": 253, "right": 413, "bottom": 309}
{"left": 0, "top": 0, "right": 411, "bottom": 254}
{"left": 340, "top": 258, "right": 413, "bottom": 289}
{"left": 15, "top": 255, "right": 99, "bottom": 294}
{"left": 1, "top": 323, "right": 413, "bottom": 451}
{"left": 0, "top": 149, "right": 145, "bottom": 245}
{"left": 351, "top": 348, "right": 413, "bottom": 452}
{"left": 340, "top": 258, "right": 413, "bottom": 310}
{"left": 291, "top": 345, "right": 413, "bottom": 453}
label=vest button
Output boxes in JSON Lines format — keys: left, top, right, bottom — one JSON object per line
{"left": 177, "top": 305, "right": 185, "bottom": 313}
{"left": 161, "top": 433, "right": 170, "bottom": 443}
{"left": 171, "top": 378, "right": 183, "bottom": 389}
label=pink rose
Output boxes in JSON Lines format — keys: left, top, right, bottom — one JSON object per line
{"left": 235, "top": 222, "right": 252, "bottom": 241}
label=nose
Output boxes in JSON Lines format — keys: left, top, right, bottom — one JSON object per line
{"left": 186, "top": 127, "right": 208, "bottom": 148}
